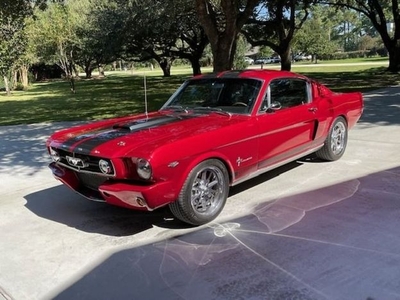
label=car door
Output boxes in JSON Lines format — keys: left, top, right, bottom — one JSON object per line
{"left": 256, "top": 78, "right": 319, "bottom": 169}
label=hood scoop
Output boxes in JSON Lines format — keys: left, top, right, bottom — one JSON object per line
{"left": 112, "top": 116, "right": 180, "bottom": 132}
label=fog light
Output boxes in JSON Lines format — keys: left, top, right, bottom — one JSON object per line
{"left": 136, "top": 196, "right": 146, "bottom": 207}
{"left": 50, "top": 148, "right": 60, "bottom": 162}
{"left": 99, "top": 159, "right": 112, "bottom": 174}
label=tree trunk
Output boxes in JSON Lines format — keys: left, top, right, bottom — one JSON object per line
{"left": 69, "top": 76, "right": 75, "bottom": 93}
{"left": 85, "top": 65, "right": 92, "bottom": 79}
{"left": 387, "top": 42, "right": 400, "bottom": 72}
{"left": 21, "top": 66, "right": 29, "bottom": 88}
{"left": 159, "top": 58, "right": 173, "bottom": 77}
{"left": 195, "top": 0, "right": 259, "bottom": 73}
{"left": 58, "top": 57, "right": 76, "bottom": 93}
{"left": 189, "top": 58, "right": 202, "bottom": 76}
{"left": 98, "top": 65, "right": 105, "bottom": 77}
{"left": 12, "top": 70, "right": 18, "bottom": 90}
{"left": 279, "top": 48, "right": 292, "bottom": 71}
{"left": 3, "top": 76, "right": 10, "bottom": 95}
{"left": 67, "top": 63, "right": 76, "bottom": 93}
{"left": 211, "top": 35, "right": 237, "bottom": 72}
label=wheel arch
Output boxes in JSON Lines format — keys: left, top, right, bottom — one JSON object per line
{"left": 177, "top": 152, "right": 235, "bottom": 190}
{"left": 315, "top": 114, "right": 349, "bottom": 161}
{"left": 338, "top": 114, "right": 348, "bottom": 125}
{"left": 325, "top": 113, "right": 348, "bottom": 134}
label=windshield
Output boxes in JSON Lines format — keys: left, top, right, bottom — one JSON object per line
{"left": 161, "top": 78, "right": 262, "bottom": 115}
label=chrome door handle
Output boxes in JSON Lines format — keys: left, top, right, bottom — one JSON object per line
{"left": 308, "top": 107, "right": 318, "bottom": 113}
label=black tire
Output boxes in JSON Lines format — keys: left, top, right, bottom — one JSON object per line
{"left": 316, "top": 116, "right": 348, "bottom": 161}
{"left": 169, "top": 159, "right": 229, "bottom": 226}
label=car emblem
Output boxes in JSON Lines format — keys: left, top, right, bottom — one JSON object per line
{"left": 236, "top": 156, "right": 252, "bottom": 166}
{"left": 66, "top": 156, "right": 89, "bottom": 168}
{"left": 168, "top": 161, "right": 179, "bottom": 168}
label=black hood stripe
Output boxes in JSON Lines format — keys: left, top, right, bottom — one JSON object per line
{"left": 112, "top": 116, "right": 180, "bottom": 131}
{"left": 61, "top": 115, "right": 197, "bottom": 155}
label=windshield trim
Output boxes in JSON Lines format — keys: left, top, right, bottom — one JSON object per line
{"left": 160, "top": 77, "right": 263, "bottom": 116}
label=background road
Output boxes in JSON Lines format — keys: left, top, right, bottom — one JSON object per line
{"left": 248, "top": 60, "right": 388, "bottom": 69}
{"left": 1, "top": 86, "right": 399, "bottom": 300}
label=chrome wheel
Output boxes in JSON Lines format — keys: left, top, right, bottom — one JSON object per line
{"left": 190, "top": 166, "right": 226, "bottom": 216}
{"left": 330, "top": 121, "right": 346, "bottom": 155}
{"left": 315, "top": 116, "right": 348, "bottom": 161}
{"left": 169, "top": 159, "right": 229, "bottom": 225}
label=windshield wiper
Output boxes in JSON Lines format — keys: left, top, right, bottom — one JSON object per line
{"left": 162, "top": 105, "right": 189, "bottom": 113}
{"left": 193, "top": 106, "right": 232, "bottom": 117}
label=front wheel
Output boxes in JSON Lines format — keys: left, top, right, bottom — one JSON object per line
{"left": 169, "top": 159, "right": 229, "bottom": 226}
{"left": 316, "top": 116, "right": 348, "bottom": 161}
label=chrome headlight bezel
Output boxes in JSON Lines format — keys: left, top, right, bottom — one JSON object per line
{"left": 99, "top": 159, "right": 113, "bottom": 175}
{"left": 49, "top": 147, "right": 60, "bottom": 162}
{"left": 136, "top": 158, "right": 152, "bottom": 180}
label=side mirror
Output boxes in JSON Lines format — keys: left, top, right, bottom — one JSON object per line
{"left": 266, "top": 101, "right": 282, "bottom": 113}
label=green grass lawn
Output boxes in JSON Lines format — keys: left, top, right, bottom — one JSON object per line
{"left": 0, "top": 64, "right": 398, "bottom": 126}
{"left": 291, "top": 56, "right": 389, "bottom": 65}
{"left": 0, "top": 72, "right": 189, "bottom": 126}
{"left": 298, "top": 66, "right": 398, "bottom": 92}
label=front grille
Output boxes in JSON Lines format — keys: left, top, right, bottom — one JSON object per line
{"left": 77, "top": 172, "right": 108, "bottom": 191}
{"left": 53, "top": 148, "right": 115, "bottom": 176}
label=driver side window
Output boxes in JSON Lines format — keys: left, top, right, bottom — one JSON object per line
{"left": 263, "top": 78, "right": 310, "bottom": 111}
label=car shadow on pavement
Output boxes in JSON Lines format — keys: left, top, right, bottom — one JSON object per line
{"left": 48, "top": 166, "right": 400, "bottom": 300}
{"left": 24, "top": 185, "right": 176, "bottom": 236}
{"left": 24, "top": 161, "right": 303, "bottom": 236}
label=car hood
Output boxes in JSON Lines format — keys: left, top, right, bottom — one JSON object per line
{"left": 48, "top": 111, "right": 249, "bottom": 158}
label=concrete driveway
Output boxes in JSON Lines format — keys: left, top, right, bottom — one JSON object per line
{"left": 1, "top": 86, "right": 400, "bottom": 300}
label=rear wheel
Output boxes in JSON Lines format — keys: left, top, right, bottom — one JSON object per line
{"left": 169, "top": 159, "right": 229, "bottom": 226}
{"left": 316, "top": 116, "right": 348, "bottom": 161}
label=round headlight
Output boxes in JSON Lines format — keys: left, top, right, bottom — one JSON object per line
{"left": 137, "top": 158, "right": 152, "bottom": 180}
{"left": 49, "top": 148, "right": 60, "bottom": 162}
{"left": 99, "top": 159, "right": 113, "bottom": 174}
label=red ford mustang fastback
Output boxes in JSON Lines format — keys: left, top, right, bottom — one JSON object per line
{"left": 47, "top": 69, "right": 363, "bottom": 225}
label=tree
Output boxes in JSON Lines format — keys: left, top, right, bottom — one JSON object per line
{"left": 71, "top": 0, "right": 124, "bottom": 78}
{"left": 29, "top": 3, "right": 78, "bottom": 92}
{"left": 116, "top": 0, "right": 209, "bottom": 76}
{"left": 167, "top": 0, "right": 209, "bottom": 75}
{"left": 291, "top": 4, "right": 338, "bottom": 61}
{"left": 0, "top": 0, "right": 29, "bottom": 94}
{"left": 232, "top": 34, "right": 251, "bottom": 69}
{"left": 328, "top": 7, "right": 363, "bottom": 51}
{"left": 294, "top": 15, "right": 338, "bottom": 62}
{"left": 119, "top": 1, "right": 178, "bottom": 77}
{"left": 243, "top": 0, "right": 313, "bottom": 71}
{"left": 194, "top": 0, "right": 261, "bottom": 72}
{"left": 326, "top": 0, "right": 400, "bottom": 72}
{"left": 357, "top": 35, "right": 380, "bottom": 53}
{"left": 11, "top": 24, "right": 35, "bottom": 89}
{"left": 0, "top": 0, "right": 64, "bottom": 92}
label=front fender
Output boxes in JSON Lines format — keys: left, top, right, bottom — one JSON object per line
{"left": 154, "top": 151, "right": 236, "bottom": 203}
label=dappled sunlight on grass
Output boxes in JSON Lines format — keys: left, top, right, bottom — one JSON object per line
{"left": 0, "top": 73, "right": 187, "bottom": 125}
{"left": 301, "top": 67, "right": 399, "bottom": 93}
{"left": 0, "top": 66, "right": 398, "bottom": 125}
